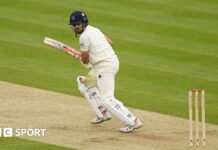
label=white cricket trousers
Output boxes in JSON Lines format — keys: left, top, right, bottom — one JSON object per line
{"left": 92, "top": 55, "right": 119, "bottom": 99}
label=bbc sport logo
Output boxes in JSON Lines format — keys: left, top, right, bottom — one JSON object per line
{"left": 0, "top": 128, "right": 13, "bottom": 137}
{"left": 0, "top": 128, "right": 46, "bottom": 137}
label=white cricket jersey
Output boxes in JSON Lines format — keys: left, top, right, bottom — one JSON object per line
{"left": 79, "top": 25, "right": 116, "bottom": 65}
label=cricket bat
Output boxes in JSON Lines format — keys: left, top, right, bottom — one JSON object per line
{"left": 43, "top": 37, "right": 81, "bottom": 58}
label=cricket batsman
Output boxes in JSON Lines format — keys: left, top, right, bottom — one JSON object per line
{"left": 69, "top": 10, "right": 142, "bottom": 132}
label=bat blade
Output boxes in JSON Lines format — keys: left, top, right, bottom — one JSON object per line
{"left": 43, "top": 37, "right": 81, "bottom": 58}
{"left": 44, "top": 37, "right": 64, "bottom": 50}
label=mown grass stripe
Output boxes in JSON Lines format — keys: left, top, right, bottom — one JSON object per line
{"left": 0, "top": 137, "right": 76, "bottom": 150}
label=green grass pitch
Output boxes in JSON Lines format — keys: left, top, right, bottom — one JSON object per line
{"left": 0, "top": 137, "right": 75, "bottom": 150}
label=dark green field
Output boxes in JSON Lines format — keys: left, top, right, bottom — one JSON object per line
{"left": 0, "top": 0, "right": 218, "bottom": 149}
{"left": 0, "top": 138, "right": 75, "bottom": 150}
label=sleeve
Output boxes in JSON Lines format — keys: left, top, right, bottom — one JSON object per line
{"left": 79, "top": 34, "right": 91, "bottom": 51}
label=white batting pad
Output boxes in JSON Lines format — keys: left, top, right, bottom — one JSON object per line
{"left": 102, "top": 98, "right": 136, "bottom": 126}
{"left": 77, "top": 76, "right": 104, "bottom": 119}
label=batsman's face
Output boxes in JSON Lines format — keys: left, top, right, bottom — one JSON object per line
{"left": 71, "top": 23, "right": 83, "bottom": 34}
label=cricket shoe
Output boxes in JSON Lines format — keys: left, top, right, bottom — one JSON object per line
{"left": 119, "top": 118, "right": 142, "bottom": 133}
{"left": 90, "top": 112, "right": 112, "bottom": 124}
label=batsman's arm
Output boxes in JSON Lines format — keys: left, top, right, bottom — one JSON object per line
{"left": 80, "top": 51, "right": 89, "bottom": 64}
{"left": 105, "top": 36, "right": 113, "bottom": 46}
{"left": 80, "top": 51, "right": 92, "bottom": 69}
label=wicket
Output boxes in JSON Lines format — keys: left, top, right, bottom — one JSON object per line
{"left": 188, "top": 89, "right": 206, "bottom": 147}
